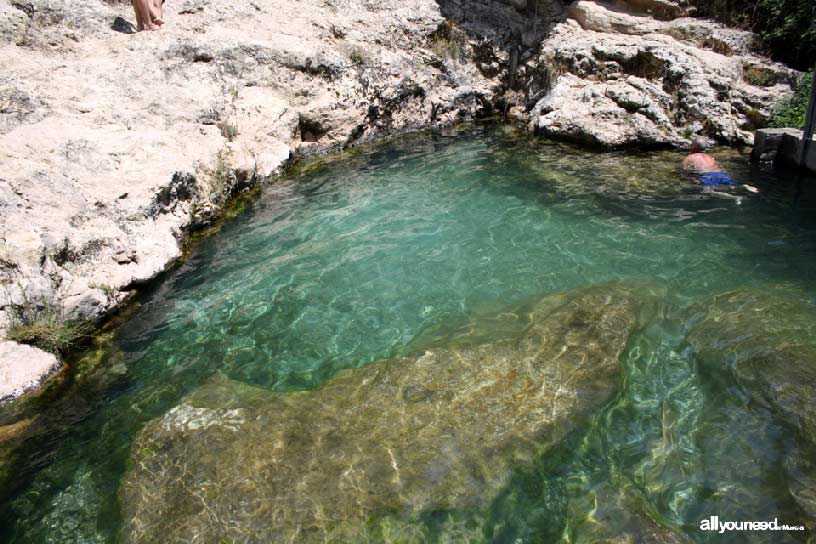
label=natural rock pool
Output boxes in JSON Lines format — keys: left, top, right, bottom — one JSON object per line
{"left": 2, "top": 126, "right": 816, "bottom": 543}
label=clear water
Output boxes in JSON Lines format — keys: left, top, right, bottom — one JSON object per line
{"left": 2, "top": 126, "right": 816, "bottom": 542}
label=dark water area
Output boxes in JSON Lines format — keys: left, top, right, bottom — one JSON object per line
{"left": 1, "top": 126, "right": 816, "bottom": 542}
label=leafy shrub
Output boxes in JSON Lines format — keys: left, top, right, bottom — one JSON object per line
{"left": 768, "top": 70, "right": 814, "bottom": 129}
{"left": 220, "top": 121, "right": 239, "bottom": 142}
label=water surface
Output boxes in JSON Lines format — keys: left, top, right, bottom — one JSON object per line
{"left": 1, "top": 126, "right": 815, "bottom": 542}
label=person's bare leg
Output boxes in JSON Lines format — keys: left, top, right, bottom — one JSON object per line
{"left": 136, "top": 0, "right": 157, "bottom": 30}
{"left": 149, "top": 0, "right": 164, "bottom": 27}
{"left": 132, "top": 0, "right": 145, "bottom": 31}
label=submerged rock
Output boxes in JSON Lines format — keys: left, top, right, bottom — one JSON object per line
{"left": 687, "top": 288, "right": 816, "bottom": 441}
{"left": 120, "top": 283, "right": 647, "bottom": 543}
{"left": 569, "top": 483, "right": 692, "bottom": 544}
{"left": 686, "top": 287, "right": 816, "bottom": 527}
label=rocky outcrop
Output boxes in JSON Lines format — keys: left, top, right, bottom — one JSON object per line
{"left": 0, "top": 0, "right": 568, "bottom": 385}
{"left": 119, "top": 283, "right": 646, "bottom": 542}
{"left": 686, "top": 287, "right": 816, "bottom": 529}
{"left": 525, "top": 1, "right": 799, "bottom": 148}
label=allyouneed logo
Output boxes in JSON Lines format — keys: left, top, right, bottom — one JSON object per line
{"left": 700, "top": 516, "right": 805, "bottom": 534}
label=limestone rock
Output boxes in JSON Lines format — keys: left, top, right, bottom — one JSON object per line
{"left": 751, "top": 127, "right": 803, "bottom": 163}
{"left": 617, "top": 0, "right": 690, "bottom": 20}
{"left": 529, "top": 1, "right": 800, "bottom": 148}
{"left": 0, "top": 0, "right": 29, "bottom": 45}
{"left": 687, "top": 287, "right": 816, "bottom": 442}
{"left": 120, "top": 283, "right": 644, "bottom": 543}
{"left": 0, "top": 340, "right": 60, "bottom": 401}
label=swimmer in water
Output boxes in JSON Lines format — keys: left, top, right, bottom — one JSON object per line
{"left": 682, "top": 136, "right": 759, "bottom": 197}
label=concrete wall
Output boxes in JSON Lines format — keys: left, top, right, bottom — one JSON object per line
{"left": 752, "top": 128, "right": 816, "bottom": 173}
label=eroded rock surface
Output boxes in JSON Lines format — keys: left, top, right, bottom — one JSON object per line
{"left": 120, "top": 283, "right": 644, "bottom": 542}
{"left": 0, "top": 0, "right": 568, "bottom": 342}
{"left": 527, "top": 1, "right": 799, "bottom": 148}
{"left": 687, "top": 287, "right": 816, "bottom": 528}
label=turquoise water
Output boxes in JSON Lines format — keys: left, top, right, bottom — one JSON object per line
{"left": 1, "top": 126, "right": 816, "bottom": 542}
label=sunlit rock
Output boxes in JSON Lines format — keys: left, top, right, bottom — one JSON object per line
{"left": 119, "top": 283, "right": 649, "bottom": 542}
{"left": 530, "top": 1, "right": 800, "bottom": 148}
{"left": 0, "top": 341, "right": 60, "bottom": 402}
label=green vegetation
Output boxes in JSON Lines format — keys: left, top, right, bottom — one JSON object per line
{"left": 89, "top": 282, "right": 116, "bottom": 302}
{"left": 429, "top": 36, "right": 463, "bottom": 61}
{"left": 768, "top": 70, "right": 814, "bottom": 129}
{"left": 349, "top": 49, "right": 365, "bottom": 66}
{"left": 207, "top": 152, "right": 235, "bottom": 205}
{"left": 689, "top": 0, "right": 815, "bottom": 70}
{"left": 745, "top": 107, "right": 767, "bottom": 129}
{"left": 219, "top": 121, "right": 239, "bottom": 142}
{"left": 428, "top": 21, "right": 465, "bottom": 61}
{"left": 5, "top": 297, "right": 89, "bottom": 355}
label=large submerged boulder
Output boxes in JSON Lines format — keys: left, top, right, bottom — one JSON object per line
{"left": 119, "top": 283, "right": 650, "bottom": 542}
{"left": 527, "top": 1, "right": 799, "bottom": 148}
{"left": 686, "top": 287, "right": 816, "bottom": 528}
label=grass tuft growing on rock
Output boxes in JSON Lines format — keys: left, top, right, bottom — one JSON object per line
{"left": 220, "top": 121, "right": 239, "bottom": 142}
{"left": 5, "top": 298, "right": 89, "bottom": 356}
{"left": 349, "top": 49, "right": 365, "bottom": 66}
{"left": 430, "top": 37, "right": 463, "bottom": 61}
{"left": 768, "top": 70, "right": 813, "bottom": 129}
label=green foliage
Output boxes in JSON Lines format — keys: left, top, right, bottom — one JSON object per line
{"left": 5, "top": 296, "right": 89, "bottom": 355}
{"left": 220, "top": 121, "right": 238, "bottom": 142}
{"left": 205, "top": 154, "right": 232, "bottom": 206}
{"left": 89, "top": 282, "right": 116, "bottom": 301}
{"left": 428, "top": 21, "right": 465, "bottom": 62}
{"left": 689, "top": 0, "right": 816, "bottom": 70}
{"left": 768, "top": 70, "right": 814, "bottom": 129}
{"left": 349, "top": 49, "right": 365, "bottom": 66}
